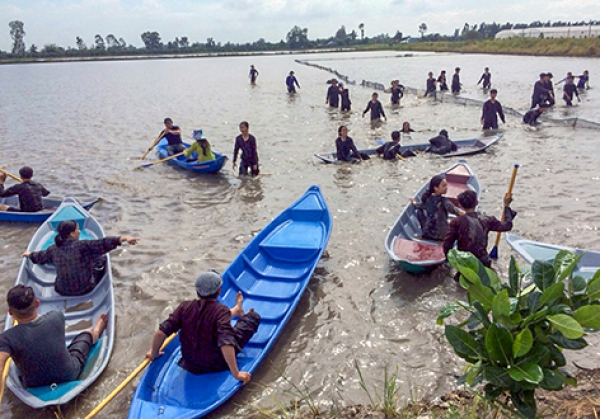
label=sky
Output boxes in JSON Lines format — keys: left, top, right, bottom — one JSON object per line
{"left": 0, "top": 0, "right": 597, "bottom": 51}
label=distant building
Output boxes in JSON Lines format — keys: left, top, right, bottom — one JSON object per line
{"left": 496, "top": 25, "right": 600, "bottom": 39}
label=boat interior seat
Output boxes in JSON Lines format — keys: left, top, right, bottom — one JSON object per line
{"left": 241, "top": 254, "right": 309, "bottom": 280}
{"left": 392, "top": 237, "right": 445, "bottom": 261}
{"left": 445, "top": 182, "right": 471, "bottom": 206}
{"left": 24, "top": 339, "right": 102, "bottom": 402}
{"left": 231, "top": 269, "right": 303, "bottom": 299}
{"left": 48, "top": 206, "right": 87, "bottom": 230}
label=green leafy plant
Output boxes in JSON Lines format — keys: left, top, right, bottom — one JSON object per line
{"left": 437, "top": 249, "right": 600, "bottom": 418}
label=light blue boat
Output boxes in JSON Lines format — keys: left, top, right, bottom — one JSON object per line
{"left": 3, "top": 198, "right": 115, "bottom": 408}
{"left": 127, "top": 185, "right": 332, "bottom": 419}
{"left": 506, "top": 234, "right": 600, "bottom": 280}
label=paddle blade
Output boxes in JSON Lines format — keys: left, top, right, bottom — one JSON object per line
{"left": 489, "top": 245, "right": 499, "bottom": 260}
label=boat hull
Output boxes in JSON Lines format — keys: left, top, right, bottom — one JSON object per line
{"left": 3, "top": 198, "right": 115, "bottom": 408}
{"left": 384, "top": 160, "right": 481, "bottom": 273}
{"left": 127, "top": 185, "right": 332, "bottom": 419}
{"left": 0, "top": 197, "right": 98, "bottom": 223}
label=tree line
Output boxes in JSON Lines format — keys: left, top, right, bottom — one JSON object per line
{"left": 4, "top": 19, "right": 600, "bottom": 60}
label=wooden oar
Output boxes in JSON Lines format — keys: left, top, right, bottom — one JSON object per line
{"left": 138, "top": 152, "right": 185, "bottom": 169}
{"left": 0, "top": 320, "right": 17, "bottom": 405}
{"left": 489, "top": 164, "right": 519, "bottom": 260}
{"left": 0, "top": 169, "right": 23, "bottom": 183}
{"left": 140, "top": 131, "right": 165, "bottom": 160}
{"left": 83, "top": 333, "right": 177, "bottom": 419}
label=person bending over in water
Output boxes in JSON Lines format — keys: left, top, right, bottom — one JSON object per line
{"left": 362, "top": 92, "right": 386, "bottom": 121}
{"left": 522, "top": 104, "right": 549, "bottom": 126}
{"left": 286, "top": 71, "right": 300, "bottom": 93}
{"left": 335, "top": 126, "right": 364, "bottom": 162}
{"left": 161, "top": 118, "right": 186, "bottom": 156}
{"left": 481, "top": 89, "right": 505, "bottom": 130}
{"left": 249, "top": 65, "right": 259, "bottom": 84}
{"left": 424, "top": 72, "right": 437, "bottom": 97}
{"left": 339, "top": 83, "right": 352, "bottom": 111}
{"left": 443, "top": 190, "right": 515, "bottom": 269}
{"left": 326, "top": 79, "right": 340, "bottom": 108}
{"left": 411, "top": 174, "right": 464, "bottom": 241}
{"left": 24, "top": 220, "right": 139, "bottom": 296}
{"left": 563, "top": 75, "right": 580, "bottom": 106}
{"left": 477, "top": 67, "right": 492, "bottom": 89}
{"left": 376, "top": 131, "right": 416, "bottom": 160}
{"left": 184, "top": 129, "right": 215, "bottom": 162}
{"left": 146, "top": 271, "right": 260, "bottom": 385}
{"left": 233, "top": 121, "right": 259, "bottom": 176}
{"left": 428, "top": 130, "right": 457, "bottom": 155}
{"left": 0, "top": 285, "right": 108, "bottom": 388}
{"left": 0, "top": 166, "right": 50, "bottom": 212}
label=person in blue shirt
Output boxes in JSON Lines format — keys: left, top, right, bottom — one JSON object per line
{"left": 577, "top": 70, "right": 590, "bottom": 90}
{"left": 437, "top": 71, "right": 448, "bottom": 91}
{"left": 286, "top": 71, "right": 300, "bottom": 93}
{"left": 162, "top": 118, "right": 185, "bottom": 156}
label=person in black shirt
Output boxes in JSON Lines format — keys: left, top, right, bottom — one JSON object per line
{"left": 401, "top": 121, "right": 415, "bottom": 134}
{"left": 477, "top": 67, "right": 492, "bottom": 89}
{"left": 339, "top": 82, "right": 352, "bottom": 111}
{"left": 424, "top": 72, "right": 437, "bottom": 97}
{"left": 249, "top": 65, "right": 259, "bottom": 84}
{"left": 162, "top": 118, "right": 186, "bottom": 156}
{"left": 428, "top": 130, "right": 457, "bottom": 154}
{"left": 481, "top": 89, "right": 506, "bottom": 130}
{"left": 386, "top": 80, "right": 404, "bottom": 105}
{"left": 577, "top": 70, "right": 589, "bottom": 90}
{"left": 437, "top": 71, "right": 448, "bottom": 91}
{"left": 362, "top": 92, "right": 386, "bottom": 121}
{"left": 563, "top": 75, "right": 580, "bottom": 106}
{"left": 531, "top": 73, "right": 549, "bottom": 108}
{"left": 335, "top": 126, "right": 363, "bottom": 162}
{"left": 0, "top": 166, "right": 50, "bottom": 212}
{"left": 376, "top": 131, "right": 402, "bottom": 160}
{"left": 232, "top": 121, "right": 259, "bottom": 176}
{"left": 543, "top": 72, "right": 556, "bottom": 106}
{"left": 326, "top": 79, "right": 340, "bottom": 108}
{"left": 451, "top": 67, "right": 461, "bottom": 94}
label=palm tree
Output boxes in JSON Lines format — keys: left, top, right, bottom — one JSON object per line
{"left": 359, "top": 23, "right": 365, "bottom": 40}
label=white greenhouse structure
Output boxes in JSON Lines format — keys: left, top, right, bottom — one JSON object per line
{"left": 495, "top": 25, "right": 600, "bottom": 39}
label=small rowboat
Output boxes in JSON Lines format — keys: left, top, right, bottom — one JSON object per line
{"left": 0, "top": 197, "right": 98, "bottom": 223}
{"left": 128, "top": 185, "right": 332, "bottom": 419}
{"left": 506, "top": 234, "right": 600, "bottom": 280}
{"left": 156, "top": 139, "right": 227, "bottom": 174}
{"left": 3, "top": 198, "right": 115, "bottom": 408}
{"left": 384, "top": 160, "right": 480, "bottom": 274}
{"left": 314, "top": 133, "right": 501, "bottom": 164}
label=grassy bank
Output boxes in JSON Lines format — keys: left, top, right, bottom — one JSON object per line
{"left": 363, "top": 37, "right": 600, "bottom": 57}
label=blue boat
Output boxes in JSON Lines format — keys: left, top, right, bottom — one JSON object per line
{"left": 3, "top": 198, "right": 115, "bottom": 408}
{"left": 0, "top": 196, "right": 98, "bottom": 223}
{"left": 384, "top": 160, "right": 480, "bottom": 274}
{"left": 156, "top": 138, "right": 227, "bottom": 174}
{"left": 127, "top": 185, "right": 332, "bottom": 419}
{"left": 506, "top": 234, "right": 600, "bottom": 280}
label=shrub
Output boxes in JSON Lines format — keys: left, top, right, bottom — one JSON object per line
{"left": 438, "top": 249, "right": 600, "bottom": 418}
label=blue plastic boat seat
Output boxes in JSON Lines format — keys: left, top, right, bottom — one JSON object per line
{"left": 25, "top": 339, "right": 101, "bottom": 402}
{"left": 220, "top": 289, "right": 290, "bottom": 322}
{"left": 242, "top": 254, "right": 310, "bottom": 280}
{"left": 233, "top": 271, "right": 302, "bottom": 299}
{"left": 48, "top": 206, "right": 87, "bottom": 230}
{"left": 246, "top": 322, "right": 276, "bottom": 345}
{"left": 41, "top": 230, "right": 95, "bottom": 251}
{"left": 260, "top": 222, "right": 324, "bottom": 263}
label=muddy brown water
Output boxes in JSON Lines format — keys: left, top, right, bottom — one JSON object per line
{"left": 0, "top": 51, "right": 599, "bottom": 418}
